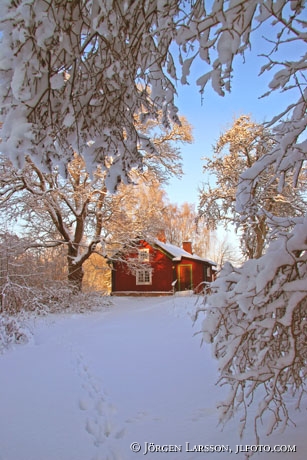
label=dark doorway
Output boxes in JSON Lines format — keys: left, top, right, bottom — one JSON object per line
{"left": 178, "top": 264, "right": 193, "bottom": 291}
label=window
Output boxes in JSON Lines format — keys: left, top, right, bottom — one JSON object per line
{"left": 138, "top": 248, "right": 149, "bottom": 262}
{"left": 136, "top": 269, "right": 152, "bottom": 285}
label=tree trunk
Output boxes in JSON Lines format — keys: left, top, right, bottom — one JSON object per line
{"left": 255, "top": 216, "right": 267, "bottom": 259}
{"left": 245, "top": 216, "right": 267, "bottom": 259}
{"left": 67, "top": 258, "right": 84, "bottom": 293}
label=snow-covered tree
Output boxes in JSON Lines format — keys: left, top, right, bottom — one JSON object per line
{"left": 0, "top": 157, "right": 162, "bottom": 292}
{"left": 0, "top": 0, "right": 182, "bottom": 191}
{"left": 197, "top": 219, "right": 307, "bottom": 442}
{"left": 0, "top": 232, "right": 59, "bottom": 314}
{"left": 0, "top": 112, "right": 191, "bottom": 291}
{"left": 135, "top": 113, "right": 193, "bottom": 182}
{"left": 0, "top": 154, "right": 109, "bottom": 291}
{"left": 1, "top": 1, "right": 305, "bottom": 192}
{"left": 204, "top": 231, "right": 243, "bottom": 269}
{"left": 0, "top": 233, "right": 26, "bottom": 293}
{"left": 199, "top": 115, "right": 306, "bottom": 259}
{"left": 160, "top": 201, "right": 211, "bottom": 256}
{"left": 190, "top": 3, "right": 307, "bottom": 441}
{"left": 105, "top": 176, "right": 168, "bottom": 251}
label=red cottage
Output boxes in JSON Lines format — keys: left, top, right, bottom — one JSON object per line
{"left": 110, "top": 239, "right": 217, "bottom": 296}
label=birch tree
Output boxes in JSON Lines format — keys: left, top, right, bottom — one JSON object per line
{"left": 160, "top": 201, "right": 211, "bottom": 257}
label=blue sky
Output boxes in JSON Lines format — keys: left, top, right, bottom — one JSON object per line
{"left": 164, "top": 30, "right": 299, "bottom": 207}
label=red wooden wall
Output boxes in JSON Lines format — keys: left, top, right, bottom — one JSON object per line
{"left": 111, "top": 241, "right": 175, "bottom": 293}
{"left": 111, "top": 241, "right": 215, "bottom": 294}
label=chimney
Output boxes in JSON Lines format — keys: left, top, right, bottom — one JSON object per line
{"left": 182, "top": 241, "right": 192, "bottom": 254}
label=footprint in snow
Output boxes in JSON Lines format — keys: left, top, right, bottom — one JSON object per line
{"left": 75, "top": 352, "right": 125, "bottom": 458}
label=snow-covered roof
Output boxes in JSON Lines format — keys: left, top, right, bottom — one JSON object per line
{"left": 153, "top": 239, "right": 217, "bottom": 266}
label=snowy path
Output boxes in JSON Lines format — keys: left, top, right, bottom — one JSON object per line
{"left": 0, "top": 296, "right": 306, "bottom": 460}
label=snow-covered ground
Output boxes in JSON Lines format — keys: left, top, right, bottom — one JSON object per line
{"left": 0, "top": 295, "right": 306, "bottom": 460}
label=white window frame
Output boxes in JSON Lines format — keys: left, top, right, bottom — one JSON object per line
{"left": 136, "top": 269, "right": 152, "bottom": 285}
{"left": 138, "top": 248, "right": 150, "bottom": 262}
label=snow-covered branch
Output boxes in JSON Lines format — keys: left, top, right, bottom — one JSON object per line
{"left": 1, "top": 1, "right": 306, "bottom": 192}
{"left": 197, "top": 216, "right": 307, "bottom": 441}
